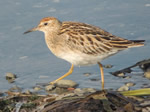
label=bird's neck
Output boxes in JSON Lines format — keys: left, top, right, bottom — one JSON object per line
{"left": 44, "top": 31, "right": 64, "bottom": 57}
{"left": 45, "top": 31, "right": 58, "bottom": 45}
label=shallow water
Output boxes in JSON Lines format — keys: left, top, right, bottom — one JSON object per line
{"left": 0, "top": 0, "right": 150, "bottom": 91}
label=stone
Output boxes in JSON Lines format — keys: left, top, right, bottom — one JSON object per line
{"left": 83, "top": 73, "right": 91, "bottom": 76}
{"left": 74, "top": 88, "right": 84, "bottom": 96}
{"left": 55, "top": 80, "right": 78, "bottom": 88}
{"left": 6, "top": 72, "right": 17, "bottom": 79}
{"left": 117, "top": 73, "right": 125, "bottom": 77}
{"left": 125, "top": 82, "right": 135, "bottom": 87}
{"left": 142, "top": 107, "right": 150, "bottom": 112}
{"left": 56, "top": 93, "right": 76, "bottom": 100}
{"left": 124, "top": 76, "right": 131, "bottom": 79}
{"left": 104, "top": 64, "right": 113, "bottom": 68}
{"left": 45, "top": 85, "right": 56, "bottom": 91}
{"left": 117, "top": 85, "right": 129, "bottom": 91}
{"left": 90, "top": 78, "right": 100, "bottom": 81}
{"left": 142, "top": 83, "right": 150, "bottom": 88}
{"left": 51, "top": 87, "right": 68, "bottom": 94}
{"left": 33, "top": 87, "right": 41, "bottom": 91}
{"left": 25, "top": 90, "right": 32, "bottom": 95}
{"left": 9, "top": 85, "right": 22, "bottom": 92}
{"left": 144, "top": 69, "right": 150, "bottom": 79}
{"left": 5, "top": 72, "right": 17, "bottom": 83}
{"left": 140, "top": 100, "right": 150, "bottom": 106}
{"left": 82, "top": 88, "right": 96, "bottom": 93}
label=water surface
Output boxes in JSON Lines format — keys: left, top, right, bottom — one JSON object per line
{"left": 0, "top": 0, "right": 150, "bottom": 91}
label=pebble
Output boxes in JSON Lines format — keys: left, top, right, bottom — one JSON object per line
{"left": 33, "top": 87, "right": 41, "bottom": 91}
{"left": 139, "top": 63, "right": 150, "bottom": 72}
{"left": 6, "top": 72, "right": 17, "bottom": 79}
{"left": 117, "top": 85, "right": 129, "bottom": 91}
{"left": 83, "top": 73, "right": 91, "bottom": 76}
{"left": 104, "top": 64, "right": 113, "bottom": 68}
{"left": 82, "top": 88, "right": 96, "bottom": 93}
{"left": 123, "top": 76, "right": 131, "bottom": 79}
{"left": 74, "top": 88, "right": 96, "bottom": 96}
{"left": 43, "top": 97, "right": 56, "bottom": 102}
{"left": 140, "top": 100, "right": 150, "bottom": 106}
{"left": 144, "top": 69, "right": 150, "bottom": 79}
{"left": 125, "top": 82, "right": 135, "bottom": 87}
{"left": 45, "top": 85, "right": 56, "bottom": 91}
{"left": 51, "top": 87, "right": 68, "bottom": 94}
{"left": 9, "top": 85, "right": 22, "bottom": 92}
{"left": 55, "top": 80, "right": 78, "bottom": 88}
{"left": 74, "top": 88, "right": 83, "bottom": 93}
{"left": 142, "top": 83, "right": 150, "bottom": 88}
{"left": 7, "top": 79, "right": 15, "bottom": 83}
{"left": 74, "top": 88, "right": 85, "bottom": 96}
{"left": 142, "top": 107, "right": 150, "bottom": 112}
{"left": 24, "top": 90, "right": 32, "bottom": 95}
{"left": 56, "top": 93, "right": 76, "bottom": 100}
{"left": 90, "top": 78, "right": 100, "bottom": 81}
{"left": 117, "top": 73, "right": 125, "bottom": 77}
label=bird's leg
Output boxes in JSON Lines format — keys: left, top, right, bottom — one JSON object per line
{"left": 98, "top": 62, "right": 104, "bottom": 89}
{"left": 50, "top": 64, "right": 74, "bottom": 85}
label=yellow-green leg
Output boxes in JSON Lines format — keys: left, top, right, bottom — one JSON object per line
{"left": 98, "top": 62, "right": 104, "bottom": 89}
{"left": 50, "top": 64, "right": 74, "bottom": 85}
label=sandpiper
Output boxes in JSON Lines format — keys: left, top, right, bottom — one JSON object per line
{"left": 24, "top": 17, "right": 144, "bottom": 89}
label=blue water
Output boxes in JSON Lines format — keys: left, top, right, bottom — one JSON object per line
{"left": 0, "top": 0, "right": 150, "bottom": 91}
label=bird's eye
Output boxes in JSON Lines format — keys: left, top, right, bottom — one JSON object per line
{"left": 44, "top": 23, "right": 48, "bottom": 26}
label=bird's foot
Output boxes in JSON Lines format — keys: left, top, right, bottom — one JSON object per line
{"left": 49, "top": 81, "right": 56, "bottom": 85}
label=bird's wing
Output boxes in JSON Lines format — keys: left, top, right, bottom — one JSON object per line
{"left": 58, "top": 22, "right": 141, "bottom": 55}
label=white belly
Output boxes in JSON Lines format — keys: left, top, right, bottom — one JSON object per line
{"left": 58, "top": 51, "right": 117, "bottom": 66}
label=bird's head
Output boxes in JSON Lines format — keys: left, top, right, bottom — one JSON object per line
{"left": 24, "top": 17, "right": 62, "bottom": 34}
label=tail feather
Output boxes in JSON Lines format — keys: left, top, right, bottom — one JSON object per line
{"left": 109, "top": 39, "right": 145, "bottom": 49}
{"left": 129, "top": 40, "right": 145, "bottom": 43}
{"left": 128, "top": 40, "right": 145, "bottom": 48}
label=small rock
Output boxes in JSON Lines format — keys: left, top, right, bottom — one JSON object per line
{"left": 33, "top": 86, "right": 41, "bottom": 91}
{"left": 144, "top": 69, "right": 150, "bottom": 79}
{"left": 117, "top": 73, "right": 125, "bottom": 77}
{"left": 83, "top": 73, "right": 91, "bottom": 76}
{"left": 140, "top": 100, "right": 150, "bottom": 106}
{"left": 56, "top": 93, "right": 76, "bottom": 100}
{"left": 5, "top": 72, "right": 17, "bottom": 82}
{"left": 142, "top": 83, "right": 150, "bottom": 88}
{"left": 43, "top": 97, "right": 56, "bottom": 102}
{"left": 7, "top": 79, "right": 15, "bottom": 83}
{"left": 123, "top": 76, "right": 131, "bottom": 79}
{"left": 45, "top": 85, "right": 56, "bottom": 91}
{"left": 9, "top": 85, "right": 22, "bottom": 92}
{"left": 90, "top": 78, "right": 100, "bottom": 81}
{"left": 142, "top": 107, "right": 150, "bottom": 112}
{"left": 74, "top": 88, "right": 96, "bottom": 96}
{"left": 74, "top": 88, "right": 84, "bottom": 96}
{"left": 51, "top": 87, "right": 68, "bottom": 94}
{"left": 125, "top": 82, "right": 135, "bottom": 87}
{"left": 104, "top": 64, "right": 113, "bottom": 68}
{"left": 24, "top": 90, "right": 32, "bottom": 95}
{"left": 117, "top": 85, "right": 129, "bottom": 91}
{"left": 82, "top": 88, "right": 96, "bottom": 93}
{"left": 55, "top": 80, "right": 78, "bottom": 88}
{"left": 74, "top": 88, "right": 83, "bottom": 93}
{"left": 139, "top": 63, "right": 150, "bottom": 72}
